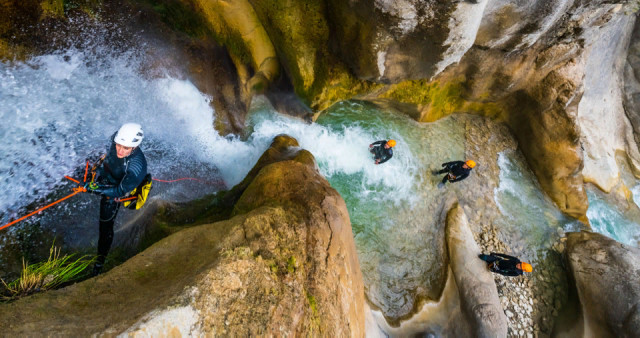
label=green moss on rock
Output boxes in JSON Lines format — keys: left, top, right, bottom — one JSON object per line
{"left": 248, "top": 0, "right": 377, "bottom": 110}
{"left": 140, "top": 0, "right": 212, "bottom": 38}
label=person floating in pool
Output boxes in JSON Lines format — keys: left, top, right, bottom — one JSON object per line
{"left": 369, "top": 139, "right": 396, "bottom": 165}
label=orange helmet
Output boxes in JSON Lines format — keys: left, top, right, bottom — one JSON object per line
{"left": 465, "top": 160, "right": 476, "bottom": 168}
{"left": 520, "top": 262, "right": 533, "bottom": 273}
{"left": 387, "top": 139, "right": 397, "bottom": 147}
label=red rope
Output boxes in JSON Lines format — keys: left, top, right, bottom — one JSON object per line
{"left": 153, "top": 177, "right": 225, "bottom": 186}
{"left": 153, "top": 177, "right": 200, "bottom": 183}
{"left": 116, "top": 196, "right": 137, "bottom": 202}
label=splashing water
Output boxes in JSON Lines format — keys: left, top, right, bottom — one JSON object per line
{"left": 0, "top": 49, "right": 270, "bottom": 243}
{"left": 247, "top": 99, "right": 467, "bottom": 318}
{"left": 587, "top": 187, "right": 640, "bottom": 247}
{"left": 493, "top": 151, "right": 581, "bottom": 257}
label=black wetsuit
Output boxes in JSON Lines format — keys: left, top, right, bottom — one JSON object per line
{"left": 95, "top": 136, "right": 147, "bottom": 265}
{"left": 370, "top": 140, "right": 393, "bottom": 164}
{"left": 438, "top": 161, "right": 472, "bottom": 184}
{"left": 479, "top": 252, "right": 524, "bottom": 277}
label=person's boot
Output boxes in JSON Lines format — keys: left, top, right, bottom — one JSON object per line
{"left": 91, "top": 262, "right": 103, "bottom": 276}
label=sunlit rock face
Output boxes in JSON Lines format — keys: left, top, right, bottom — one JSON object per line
{"left": 0, "top": 135, "right": 365, "bottom": 337}
{"left": 577, "top": 10, "right": 639, "bottom": 194}
{"left": 328, "top": 0, "right": 488, "bottom": 83}
{"left": 624, "top": 19, "right": 640, "bottom": 158}
{"left": 560, "top": 231, "right": 640, "bottom": 337}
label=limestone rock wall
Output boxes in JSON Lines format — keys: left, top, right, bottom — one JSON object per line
{"left": 560, "top": 231, "right": 640, "bottom": 337}
{"left": 0, "top": 135, "right": 365, "bottom": 337}
{"left": 578, "top": 10, "right": 640, "bottom": 194}
{"left": 327, "top": 0, "right": 488, "bottom": 83}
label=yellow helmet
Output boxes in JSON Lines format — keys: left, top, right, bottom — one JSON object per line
{"left": 521, "top": 262, "right": 533, "bottom": 273}
{"left": 465, "top": 160, "right": 476, "bottom": 168}
{"left": 387, "top": 139, "right": 397, "bottom": 147}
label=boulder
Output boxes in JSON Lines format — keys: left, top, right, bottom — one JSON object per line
{"left": 0, "top": 135, "right": 365, "bottom": 337}
{"left": 557, "top": 231, "right": 640, "bottom": 337}
{"left": 444, "top": 203, "right": 508, "bottom": 337}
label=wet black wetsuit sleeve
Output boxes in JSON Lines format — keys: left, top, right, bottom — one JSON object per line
{"left": 449, "top": 172, "right": 469, "bottom": 182}
{"left": 448, "top": 164, "right": 471, "bottom": 182}
{"left": 377, "top": 148, "right": 393, "bottom": 164}
{"left": 498, "top": 269, "right": 523, "bottom": 277}
{"left": 494, "top": 258, "right": 523, "bottom": 276}
{"left": 96, "top": 135, "right": 116, "bottom": 181}
{"left": 371, "top": 140, "right": 386, "bottom": 147}
{"left": 491, "top": 252, "right": 519, "bottom": 260}
{"left": 442, "top": 161, "right": 463, "bottom": 168}
{"left": 101, "top": 150, "right": 147, "bottom": 198}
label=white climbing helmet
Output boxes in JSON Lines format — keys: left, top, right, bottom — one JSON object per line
{"left": 114, "top": 123, "right": 144, "bottom": 147}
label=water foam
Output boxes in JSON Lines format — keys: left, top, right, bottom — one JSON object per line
{"left": 0, "top": 49, "right": 246, "bottom": 225}
{"left": 587, "top": 188, "right": 640, "bottom": 247}
{"left": 493, "top": 151, "right": 577, "bottom": 251}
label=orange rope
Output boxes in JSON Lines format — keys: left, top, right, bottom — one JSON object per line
{"left": 0, "top": 187, "right": 86, "bottom": 231}
{"left": 64, "top": 175, "right": 80, "bottom": 184}
{"left": 83, "top": 161, "right": 89, "bottom": 182}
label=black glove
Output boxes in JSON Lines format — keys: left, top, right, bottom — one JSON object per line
{"left": 84, "top": 182, "right": 105, "bottom": 195}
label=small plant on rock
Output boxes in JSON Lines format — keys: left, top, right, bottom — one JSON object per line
{"left": 1, "top": 244, "right": 95, "bottom": 301}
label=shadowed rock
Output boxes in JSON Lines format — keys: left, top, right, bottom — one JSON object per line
{"left": 556, "top": 231, "right": 640, "bottom": 337}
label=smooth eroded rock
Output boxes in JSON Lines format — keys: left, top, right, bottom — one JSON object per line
{"left": 558, "top": 231, "right": 640, "bottom": 337}
{"left": 444, "top": 203, "right": 508, "bottom": 338}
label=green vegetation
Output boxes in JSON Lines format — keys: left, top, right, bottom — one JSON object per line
{"left": 306, "top": 290, "right": 318, "bottom": 315}
{"left": 63, "top": 0, "right": 102, "bottom": 15}
{"left": 1, "top": 244, "right": 95, "bottom": 301}
{"left": 381, "top": 78, "right": 465, "bottom": 121}
{"left": 141, "top": 0, "right": 212, "bottom": 38}
{"left": 306, "top": 289, "right": 320, "bottom": 332}
{"left": 286, "top": 256, "right": 296, "bottom": 274}
{"left": 41, "top": 0, "right": 65, "bottom": 18}
{"left": 380, "top": 77, "right": 504, "bottom": 121}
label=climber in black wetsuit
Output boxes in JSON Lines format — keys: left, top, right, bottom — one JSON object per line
{"left": 369, "top": 139, "right": 396, "bottom": 165}
{"left": 85, "top": 123, "right": 147, "bottom": 275}
{"left": 479, "top": 252, "right": 533, "bottom": 277}
{"left": 437, "top": 160, "right": 476, "bottom": 185}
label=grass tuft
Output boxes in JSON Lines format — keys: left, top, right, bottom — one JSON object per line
{"left": 1, "top": 244, "right": 95, "bottom": 301}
